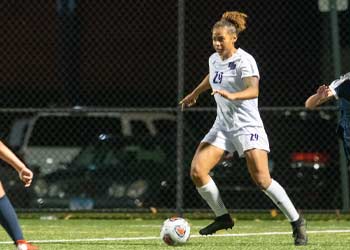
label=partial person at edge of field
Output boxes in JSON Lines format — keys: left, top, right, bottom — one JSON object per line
{"left": 179, "top": 11, "right": 307, "bottom": 246}
{"left": 305, "top": 72, "right": 350, "bottom": 163}
{"left": 0, "top": 140, "right": 39, "bottom": 250}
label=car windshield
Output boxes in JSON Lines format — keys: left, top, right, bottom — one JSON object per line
{"left": 72, "top": 145, "right": 102, "bottom": 166}
{"left": 70, "top": 137, "right": 166, "bottom": 170}
{"left": 29, "top": 116, "right": 122, "bottom": 146}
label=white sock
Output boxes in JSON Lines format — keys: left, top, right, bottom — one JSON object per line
{"left": 197, "top": 177, "right": 228, "bottom": 217}
{"left": 263, "top": 179, "right": 299, "bottom": 222}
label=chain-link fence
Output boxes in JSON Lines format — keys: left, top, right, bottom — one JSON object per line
{"left": 0, "top": 0, "right": 349, "bottom": 211}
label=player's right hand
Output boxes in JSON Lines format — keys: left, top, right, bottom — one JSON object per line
{"left": 18, "top": 167, "right": 34, "bottom": 187}
{"left": 179, "top": 93, "right": 198, "bottom": 111}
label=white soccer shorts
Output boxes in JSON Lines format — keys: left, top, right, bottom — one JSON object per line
{"left": 201, "top": 126, "right": 270, "bottom": 157}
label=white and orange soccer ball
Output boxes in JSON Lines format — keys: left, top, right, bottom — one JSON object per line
{"left": 160, "top": 217, "right": 191, "bottom": 245}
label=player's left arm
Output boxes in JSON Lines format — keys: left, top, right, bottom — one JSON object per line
{"left": 211, "top": 76, "right": 259, "bottom": 101}
{"left": 305, "top": 85, "right": 334, "bottom": 109}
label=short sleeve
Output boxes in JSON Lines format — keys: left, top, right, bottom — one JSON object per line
{"left": 240, "top": 55, "right": 260, "bottom": 79}
{"left": 328, "top": 80, "right": 340, "bottom": 99}
{"left": 330, "top": 79, "right": 350, "bottom": 101}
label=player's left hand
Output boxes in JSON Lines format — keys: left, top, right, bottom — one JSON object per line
{"left": 316, "top": 84, "right": 333, "bottom": 99}
{"left": 211, "top": 89, "right": 236, "bottom": 100}
{"left": 18, "top": 167, "right": 34, "bottom": 187}
{"left": 316, "top": 85, "right": 328, "bottom": 97}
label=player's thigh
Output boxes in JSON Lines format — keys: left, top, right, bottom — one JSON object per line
{"left": 244, "top": 149, "right": 271, "bottom": 188}
{"left": 192, "top": 142, "right": 225, "bottom": 174}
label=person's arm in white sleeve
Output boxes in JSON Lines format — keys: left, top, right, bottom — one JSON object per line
{"left": 305, "top": 85, "right": 334, "bottom": 109}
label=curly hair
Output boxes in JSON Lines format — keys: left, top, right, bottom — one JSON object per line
{"left": 222, "top": 11, "right": 247, "bottom": 34}
{"left": 213, "top": 11, "right": 248, "bottom": 35}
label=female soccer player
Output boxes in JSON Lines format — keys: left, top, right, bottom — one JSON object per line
{"left": 180, "top": 11, "right": 307, "bottom": 246}
{"left": 0, "top": 140, "right": 38, "bottom": 250}
{"left": 305, "top": 72, "right": 350, "bottom": 162}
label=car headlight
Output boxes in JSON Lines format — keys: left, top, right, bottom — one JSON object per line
{"left": 33, "top": 179, "right": 48, "bottom": 197}
{"left": 126, "top": 180, "right": 148, "bottom": 199}
{"left": 108, "top": 183, "right": 126, "bottom": 198}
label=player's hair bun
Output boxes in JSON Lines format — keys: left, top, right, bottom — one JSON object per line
{"left": 221, "top": 11, "right": 248, "bottom": 34}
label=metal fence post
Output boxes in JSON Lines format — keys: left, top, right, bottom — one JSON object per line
{"left": 176, "top": 0, "right": 185, "bottom": 216}
{"left": 56, "top": 0, "right": 81, "bottom": 107}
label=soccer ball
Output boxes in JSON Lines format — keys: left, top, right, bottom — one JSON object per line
{"left": 160, "top": 217, "right": 191, "bottom": 245}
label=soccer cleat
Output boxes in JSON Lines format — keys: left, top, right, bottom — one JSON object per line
{"left": 199, "top": 213, "right": 234, "bottom": 235}
{"left": 16, "top": 240, "right": 39, "bottom": 250}
{"left": 291, "top": 217, "right": 308, "bottom": 246}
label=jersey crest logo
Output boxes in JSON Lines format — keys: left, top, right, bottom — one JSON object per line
{"left": 228, "top": 62, "right": 236, "bottom": 70}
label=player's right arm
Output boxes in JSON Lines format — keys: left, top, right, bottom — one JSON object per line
{"left": 179, "top": 74, "right": 211, "bottom": 110}
{"left": 305, "top": 84, "right": 335, "bottom": 109}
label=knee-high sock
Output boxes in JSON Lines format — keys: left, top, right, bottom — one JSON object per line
{"left": 0, "top": 195, "right": 24, "bottom": 242}
{"left": 197, "top": 177, "right": 228, "bottom": 217}
{"left": 263, "top": 179, "right": 299, "bottom": 222}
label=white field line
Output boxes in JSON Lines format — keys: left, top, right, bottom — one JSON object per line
{"left": 1, "top": 229, "right": 350, "bottom": 244}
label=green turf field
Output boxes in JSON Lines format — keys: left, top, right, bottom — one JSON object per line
{"left": 0, "top": 218, "right": 349, "bottom": 249}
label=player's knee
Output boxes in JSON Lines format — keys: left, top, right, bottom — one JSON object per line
{"left": 253, "top": 176, "right": 271, "bottom": 190}
{"left": 190, "top": 166, "right": 200, "bottom": 182}
{"left": 190, "top": 162, "right": 205, "bottom": 183}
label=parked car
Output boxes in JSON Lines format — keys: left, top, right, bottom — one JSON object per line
{"left": 7, "top": 111, "right": 176, "bottom": 175}
{"left": 3, "top": 111, "right": 177, "bottom": 208}
{"left": 268, "top": 109, "right": 341, "bottom": 209}
{"left": 29, "top": 134, "right": 176, "bottom": 209}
